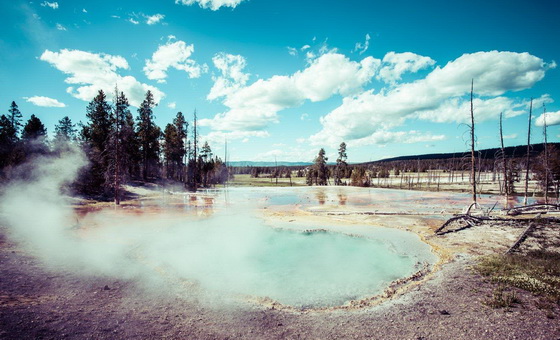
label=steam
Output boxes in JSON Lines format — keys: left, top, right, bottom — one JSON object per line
{"left": 0, "top": 147, "right": 144, "bottom": 278}
{"left": 0, "top": 148, "right": 434, "bottom": 308}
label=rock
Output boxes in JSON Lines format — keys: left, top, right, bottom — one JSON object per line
{"left": 103, "top": 285, "right": 110, "bottom": 291}
{"left": 439, "top": 310, "right": 450, "bottom": 315}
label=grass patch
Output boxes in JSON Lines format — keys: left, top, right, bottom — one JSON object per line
{"left": 484, "top": 284, "right": 520, "bottom": 309}
{"left": 227, "top": 174, "right": 306, "bottom": 187}
{"left": 475, "top": 251, "right": 560, "bottom": 305}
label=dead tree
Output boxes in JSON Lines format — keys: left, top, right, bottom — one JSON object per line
{"left": 470, "top": 79, "right": 477, "bottom": 204}
{"left": 524, "top": 98, "right": 533, "bottom": 205}
{"left": 543, "top": 105, "right": 550, "bottom": 203}
{"left": 499, "top": 112, "right": 508, "bottom": 204}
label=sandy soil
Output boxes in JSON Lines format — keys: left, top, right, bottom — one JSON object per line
{"left": 1, "top": 186, "right": 559, "bottom": 339}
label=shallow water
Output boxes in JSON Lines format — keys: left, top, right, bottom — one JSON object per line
{"left": 140, "top": 212, "right": 434, "bottom": 308}
{"left": 70, "top": 186, "right": 537, "bottom": 308}
{"left": 128, "top": 187, "right": 439, "bottom": 308}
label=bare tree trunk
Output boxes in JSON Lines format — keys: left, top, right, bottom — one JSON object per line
{"left": 499, "top": 112, "right": 507, "bottom": 207}
{"left": 524, "top": 99, "right": 533, "bottom": 205}
{"left": 543, "top": 105, "right": 549, "bottom": 204}
{"left": 470, "top": 79, "right": 477, "bottom": 204}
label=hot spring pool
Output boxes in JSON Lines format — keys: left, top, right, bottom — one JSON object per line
{"left": 9, "top": 184, "right": 438, "bottom": 310}
{"left": 143, "top": 211, "right": 436, "bottom": 309}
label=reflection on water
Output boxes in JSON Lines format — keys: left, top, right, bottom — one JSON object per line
{"left": 315, "top": 190, "right": 326, "bottom": 205}
{"left": 112, "top": 186, "right": 540, "bottom": 217}
{"left": 338, "top": 192, "right": 347, "bottom": 206}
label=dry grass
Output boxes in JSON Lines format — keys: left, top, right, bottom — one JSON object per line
{"left": 483, "top": 284, "right": 521, "bottom": 309}
{"left": 475, "top": 251, "right": 560, "bottom": 307}
{"left": 227, "top": 174, "right": 306, "bottom": 187}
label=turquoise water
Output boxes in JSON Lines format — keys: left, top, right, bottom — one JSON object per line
{"left": 243, "top": 228, "right": 420, "bottom": 308}
{"left": 144, "top": 210, "right": 435, "bottom": 308}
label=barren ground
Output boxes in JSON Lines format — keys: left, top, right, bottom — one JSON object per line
{"left": 1, "top": 185, "right": 559, "bottom": 339}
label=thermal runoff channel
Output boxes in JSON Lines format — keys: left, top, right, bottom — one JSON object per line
{"left": 0, "top": 149, "right": 436, "bottom": 309}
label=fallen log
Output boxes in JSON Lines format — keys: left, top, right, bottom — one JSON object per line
{"left": 505, "top": 223, "right": 536, "bottom": 254}
{"left": 435, "top": 214, "right": 560, "bottom": 235}
{"left": 506, "top": 203, "right": 560, "bottom": 216}
{"left": 435, "top": 215, "right": 482, "bottom": 235}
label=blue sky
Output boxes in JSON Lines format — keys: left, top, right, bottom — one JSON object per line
{"left": 1, "top": 0, "right": 559, "bottom": 162}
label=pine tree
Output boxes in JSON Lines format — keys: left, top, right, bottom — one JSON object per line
{"left": 123, "top": 101, "right": 140, "bottom": 179}
{"left": 0, "top": 114, "right": 17, "bottom": 171}
{"left": 136, "top": 90, "right": 160, "bottom": 180}
{"left": 80, "top": 90, "right": 112, "bottom": 194}
{"left": 163, "top": 123, "right": 179, "bottom": 179}
{"left": 0, "top": 115, "right": 17, "bottom": 143}
{"left": 82, "top": 90, "right": 112, "bottom": 153}
{"left": 54, "top": 116, "right": 77, "bottom": 143}
{"left": 335, "top": 142, "right": 348, "bottom": 185}
{"left": 311, "top": 148, "right": 329, "bottom": 186}
{"left": 8, "top": 101, "right": 23, "bottom": 137}
{"left": 22, "top": 114, "right": 47, "bottom": 140}
{"left": 21, "top": 114, "right": 48, "bottom": 157}
{"left": 173, "top": 112, "right": 188, "bottom": 181}
{"left": 199, "top": 141, "right": 213, "bottom": 187}
{"left": 106, "top": 89, "right": 134, "bottom": 204}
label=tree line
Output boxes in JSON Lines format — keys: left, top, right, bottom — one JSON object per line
{"left": 0, "top": 89, "right": 228, "bottom": 203}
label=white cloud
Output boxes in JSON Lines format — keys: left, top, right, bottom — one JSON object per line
{"left": 56, "top": 23, "right": 66, "bottom": 31}
{"left": 24, "top": 96, "right": 66, "bottom": 108}
{"left": 128, "top": 18, "right": 139, "bottom": 25}
{"left": 427, "top": 51, "right": 553, "bottom": 96}
{"left": 300, "top": 113, "right": 309, "bottom": 121}
{"left": 530, "top": 93, "right": 554, "bottom": 110}
{"left": 201, "top": 52, "right": 380, "bottom": 133}
{"left": 207, "top": 53, "right": 250, "bottom": 100}
{"left": 146, "top": 13, "right": 164, "bottom": 25}
{"left": 175, "top": 0, "right": 246, "bottom": 10}
{"left": 252, "top": 146, "right": 317, "bottom": 162}
{"left": 167, "top": 102, "right": 177, "bottom": 109}
{"left": 311, "top": 51, "right": 553, "bottom": 147}
{"left": 353, "top": 34, "right": 370, "bottom": 55}
{"left": 346, "top": 130, "right": 445, "bottom": 148}
{"left": 41, "top": 1, "right": 58, "bottom": 9}
{"left": 288, "top": 45, "right": 311, "bottom": 56}
{"left": 144, "top": 39, "right": 203, "bottom": 83}
{"left": 40, "top": 49, "right": 164, "bottom": 107}
{"left": 416, "top": 96, "right": 527, "bottom": 124}
{"left": 203, "top": 130, "right": 269, "bottom": 146}
{"left": 535, "top": 111, "right": 560, "bottom": 127}
{"left": 83, "top": 8, "right": 87, "bottom": 13}
{"left": 378, "top": 52, "right": 435, "bottom": 84}
{"left": 503, "top": 134, "right": 518, "bottom": 139}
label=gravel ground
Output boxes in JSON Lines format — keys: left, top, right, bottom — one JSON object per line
{"left": 1, "top": 225, "right": 559, "bottom": 340}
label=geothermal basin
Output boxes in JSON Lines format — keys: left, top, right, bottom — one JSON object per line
{"left": 82, "top": 186, "right": 445, "bottom": 310}
{"left": 7, "top": 185, "right": 494, "bottom": 311}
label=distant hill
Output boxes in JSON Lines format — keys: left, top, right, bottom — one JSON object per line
{"left": 227, "top": 161, "right": 312, "bottom": 167}
{"left": 227, "top": 143, "right": 558, "bottom": 168}
{"left": 362, "top": 142, "right": 558, "bottom": 165}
